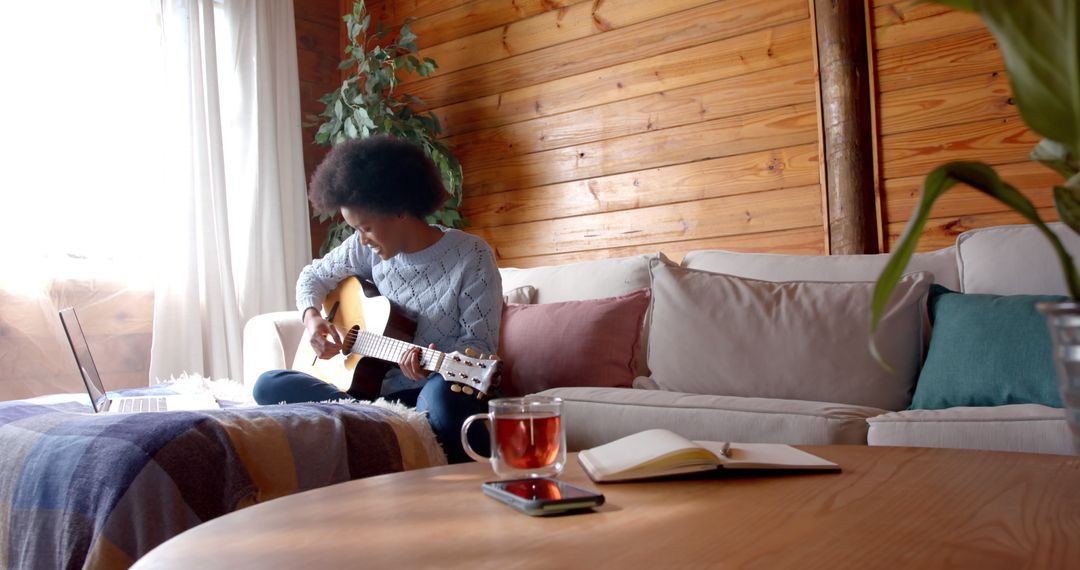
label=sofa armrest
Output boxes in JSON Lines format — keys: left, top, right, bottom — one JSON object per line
{"left": 243, "top": 311, "right": 305, "bottom": 388}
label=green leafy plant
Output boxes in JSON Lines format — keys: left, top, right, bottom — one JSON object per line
{"left": 871, "top": 0, "right": 1080, "bottom": 359}
{"left": 309, "top": 0, "right": 465, "bottom": 256}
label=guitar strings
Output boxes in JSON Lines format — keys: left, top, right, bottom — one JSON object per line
{"left": 355, "top": 330, "right": 439, "bottom": 369}
{"left": 346, "top": 330, "right": 495, "bottom": 393}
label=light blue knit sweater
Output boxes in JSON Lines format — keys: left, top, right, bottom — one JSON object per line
{"left": 296, "top": 226, "right": 503, "bottom": 394}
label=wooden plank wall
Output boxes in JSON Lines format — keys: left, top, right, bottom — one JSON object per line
{"left": 297, "top": 0, "right": 347, "bottom": 258}
{"left": 870, "top": 0, "right": 1062, "bottom": 251}
{"left": 371, "top": 0, "right": 828, "bottom": 267}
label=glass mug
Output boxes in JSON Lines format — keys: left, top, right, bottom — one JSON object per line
{"left": 461, "top": 396, "right": 567, "bottom": 478}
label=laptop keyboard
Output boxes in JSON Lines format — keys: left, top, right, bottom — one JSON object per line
{"left": 115, "top": 397, "right": 168, "bottom": 413}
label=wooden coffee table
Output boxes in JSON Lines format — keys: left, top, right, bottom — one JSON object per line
{"left": 133, "top": 446, "right": 1080, "bottom": 569}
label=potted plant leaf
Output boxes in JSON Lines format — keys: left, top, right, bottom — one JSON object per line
{"left": 309, "top": 0, "right": 464, "bottom": 256}
{"left": 870, "top": 0, "right": 1080, "bottom": 452}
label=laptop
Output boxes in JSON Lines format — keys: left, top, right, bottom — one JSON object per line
{"left": 59, "top": 307, "right": 219, "bottom": 413}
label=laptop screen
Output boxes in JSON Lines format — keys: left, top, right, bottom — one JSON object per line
{"left": 58, "top": 307, "right": 108, "bottom": 413}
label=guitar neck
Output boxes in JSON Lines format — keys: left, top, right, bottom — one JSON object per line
{"left": 347, "top": 329, "right": 445, "bottom": 372}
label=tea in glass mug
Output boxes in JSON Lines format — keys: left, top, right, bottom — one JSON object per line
{"left": 461, "top": 396, "right": 566, "bottom": 478}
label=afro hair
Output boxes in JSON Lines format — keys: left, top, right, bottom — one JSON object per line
{"left": 308, "top": 135, "right": 449, "bottom": 218}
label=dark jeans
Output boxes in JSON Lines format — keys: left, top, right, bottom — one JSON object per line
{"left": 253, "top": 370, "right": 490, "bottom": 464}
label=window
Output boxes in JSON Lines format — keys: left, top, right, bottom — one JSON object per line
{"left": 0, "top": 0, "right": 167, "bottom": 290}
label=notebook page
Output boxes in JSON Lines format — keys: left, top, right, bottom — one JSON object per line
{"left": 580, "top": 429, "right": 718, "bottom": 478}
{"left": 694, "top": 441, "right": 839, "bottom": 470}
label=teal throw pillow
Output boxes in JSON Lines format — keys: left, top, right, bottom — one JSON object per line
{"left": 910, "top": 285, "right": 1064, "bottom": 409}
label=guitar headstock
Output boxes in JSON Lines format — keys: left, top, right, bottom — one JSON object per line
{"left": 440, "top": 348, "right": 501, "bottom": 398}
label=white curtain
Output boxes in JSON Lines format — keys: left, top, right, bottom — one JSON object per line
{"left": 150, "top": 0, "right": 310, "bottom": 383}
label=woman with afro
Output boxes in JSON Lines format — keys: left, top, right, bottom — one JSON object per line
{"left": 253, "top": 135, "right": 502, "bottom": 463}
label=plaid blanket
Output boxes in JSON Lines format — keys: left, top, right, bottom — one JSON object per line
{"left": 0, "top": 392, "right": 445, "bottom": 570}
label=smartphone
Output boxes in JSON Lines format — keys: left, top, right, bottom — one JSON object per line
{"left": 482, "top": 478, "right": 605, "bottom": 516}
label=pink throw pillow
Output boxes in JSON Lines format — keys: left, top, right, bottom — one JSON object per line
{"left": 497, "top": 288, "right": 651, "bottom": 396}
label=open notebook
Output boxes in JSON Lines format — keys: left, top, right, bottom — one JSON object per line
{"left": 577, "top": 429, "right": 840, "bottom": 482}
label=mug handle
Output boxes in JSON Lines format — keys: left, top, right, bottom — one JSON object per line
{"left": 460, "top": 413, "right": 491, "bottom": 463}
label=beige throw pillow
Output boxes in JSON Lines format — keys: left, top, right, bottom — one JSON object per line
{"left": 503, "top": 285, "right": 537, "bottom": 305}
{"left": 499, "top": 254, "right": 657, "bottom": 304}
{"left": 646, "top": 257, "right": 932, "bottom": 411}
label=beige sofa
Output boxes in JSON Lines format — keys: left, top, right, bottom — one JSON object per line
{"left": 244, "top": 223, "right": 1076, "bottom": 456}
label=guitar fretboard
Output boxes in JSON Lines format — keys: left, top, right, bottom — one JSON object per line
{"left": 346, "top": 329, "right": 444, "bottom": 371}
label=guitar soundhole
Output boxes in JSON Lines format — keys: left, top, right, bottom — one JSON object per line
{"left": 343, "top": 326, "right": 361, "bottom": 352}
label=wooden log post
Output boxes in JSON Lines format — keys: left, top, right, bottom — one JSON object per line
{"left": 814, "top": 0, "right": 878, "bottom": 254}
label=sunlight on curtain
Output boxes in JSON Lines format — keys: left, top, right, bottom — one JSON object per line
{"left": 0, "top": 0, "right": 310, "bottom": 400}
{"left": 0, "top": 1, "right": 165, "bottom": 282}
{"left": 149, "top": 0, "right": 310, "bottom": 384}
{"left": 0, "top": 1, "right": 166, "bottom": 400}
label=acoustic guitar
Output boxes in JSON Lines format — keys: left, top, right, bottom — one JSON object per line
{"left": 292, "top": 276, "right": 501, "bottom": 401}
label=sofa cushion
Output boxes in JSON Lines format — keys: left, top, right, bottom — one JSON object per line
{"left": 957, "top": 222, "right": 1080, "bottom": 295}
{"left": 911, "top": 285, "right": 1065, "bottom": 409}
{"left": 498, "top": 289, "right": 651, "bottom": 397}
{"left": 503, "top": 285, "right": 536, "bottom": 305}
{"left": 245, "top": 311, "right": 305, "bottom": 387}
{"left": 866, "top": 404, "right": 1073, "bottom": 455}
{"left": 536, "top": 386, "right": 886, "bottom": 450}
{"left": 499, "top": 253, "right": 657, "bottom": 304}
{"left": 646, "top": 257, "right": 933, "bottom": 410}
{"left": 682, "top": 246, "right": 959, "bottom": 290}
